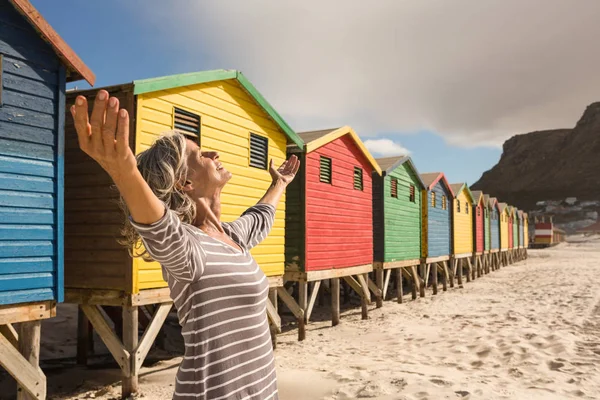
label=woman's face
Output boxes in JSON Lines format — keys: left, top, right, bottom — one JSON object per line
{"left": 183, "top": 139, "right": 232, "bottom": 196}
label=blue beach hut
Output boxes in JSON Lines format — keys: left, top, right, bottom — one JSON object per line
{"left": 0, "top": 0, "right": 94, "bottom": 396}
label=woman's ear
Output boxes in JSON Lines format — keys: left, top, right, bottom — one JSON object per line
{"left": 178, "top": 180, "right": 193, "bottom": 193}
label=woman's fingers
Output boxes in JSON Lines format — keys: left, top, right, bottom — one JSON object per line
{"left": 89, "top": 90, "right": 109, "bottom": 151}
{"left": 103, "top": 97, "right": 120, "bottom": 153}
{"left": 116, "top": 108, "right": 130, "bottom": 157}
{"left": 70, "top": 96, "right": 91, "bottom": 152}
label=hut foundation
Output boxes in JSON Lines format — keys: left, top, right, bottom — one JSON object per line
{"left": 0, "top": 301, "right": 56, "bottom": 400}
{"left": 282, "top": 264, "right": 374, "bottom": 341}
{"left": 372, "top": 260, "right": 426, "bottom": 303}
{"left": 472, "top": 252, "right": 484, "bottom": 279}
{"left": 451, "top": 253, "right": 474, "bottom": 288}
{"left": 419, "top": 256, "right": 453, "bottom": 295}
{"left": 489, "top": 249, "right": 501, "bottom": 271}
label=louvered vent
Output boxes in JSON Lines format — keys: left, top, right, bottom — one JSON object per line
{"left": 353, "top": 167, "right": 363, "bottom": 190}
{"left": 320, "top": 156, "right": 332, "bottom": 183}
{"left": 431, "top": 191, "right": 436, "bottom": 207}
{"left": 249, "top": 133, "right": 268, "bottom": 170}
{"left": 391, "top": 178, "right": 398, "bottom": 198}
{"left": 442, "top": 195, "right": 447, "bottom": 210}
{"left": 409, "top": 185, "right": 415, "bottom": 202}
{"left": 174, "top": 107, "right": 201, "bottom": 139}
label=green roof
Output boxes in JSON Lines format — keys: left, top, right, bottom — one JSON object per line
{"left": 133, "top": 69, "right": 303, "bottom": 148}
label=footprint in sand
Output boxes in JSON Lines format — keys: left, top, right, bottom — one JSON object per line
{"left": 455, "top": 390, "right": 470, "bottom": 398}
{"left": 430, "top": 378, "right": 451, "bottom": 387}
{"left": 471, "top": 360, "right": 484, "bottom": 368}
{"left": 476, "top": 348, "right": 491, "bottom": 358}
{"left": 548, "top": 360, "right": 565, "bottom": 371}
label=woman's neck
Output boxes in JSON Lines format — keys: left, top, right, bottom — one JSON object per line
{"left": 193, "top": 192, "right": 223, "bottom": 233}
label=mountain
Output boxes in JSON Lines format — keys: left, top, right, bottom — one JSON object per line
{"left": 471, "top": 102, "right": 600, "bottom": 211}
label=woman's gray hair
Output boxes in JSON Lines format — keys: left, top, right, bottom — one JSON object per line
{"left": 119, "top": 131, "right": 196, "bottom": 260}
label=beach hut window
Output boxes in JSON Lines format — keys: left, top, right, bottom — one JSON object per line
{"left": 320, "top": 156, "right": 332, "bottom": 184}
{"left": 442, "top": 195, "right": 447, "bottom": 210}
{"left": 353, "top": 167, "right": 363, "bottom": 190}
{"left": 391, "top": 178, "right": 398, "bottom": 198}
{"left": 466, "top": 204, "right": 469, "bottom": 214}
{"left": 431, "top": 192, "right": 436, "bottom": 207}
{"left": 457, "top": 200, "right": 461, "bottom": 213}
{"left": 477, "top": 207, "right": 481, "bottom": 217}
{"left": 409, "top": 185, "right": 415, "bottom": 202}
{"left": 249, "top": 133, "right": 269, "bottom": 170}
{"left": 173, "top": 107, "right": 201, "bottom": 140}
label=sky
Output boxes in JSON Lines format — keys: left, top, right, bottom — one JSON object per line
{"left": 32, "top": 0, "right": 600, "bottom": 184}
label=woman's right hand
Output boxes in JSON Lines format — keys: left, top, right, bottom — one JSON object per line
{"left": 70, "top": 90, "right": 136, "bottom": 181}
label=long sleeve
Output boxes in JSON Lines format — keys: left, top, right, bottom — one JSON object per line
{"left": 130, "top": 208, "right": 205, "bottom": 283}
{"left": 225, "top": 203, "right": 276, "bottom": 250}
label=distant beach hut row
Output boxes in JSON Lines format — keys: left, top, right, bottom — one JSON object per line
{"left": 0, "top": 2, "right": 534, "bottom": 398}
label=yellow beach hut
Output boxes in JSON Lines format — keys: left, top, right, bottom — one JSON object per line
{"left": 64, "top": 70, "right": 302, "bottom": 395}
{"left": 498, "top": 202, "right": 510, "bottom": 266}
{"left": 449, "top": 183, "right": 475, "bottom": 285}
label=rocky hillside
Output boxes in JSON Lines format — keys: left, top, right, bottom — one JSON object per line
{"left": 471, "top": 102, "right": 600, "bottom": 212}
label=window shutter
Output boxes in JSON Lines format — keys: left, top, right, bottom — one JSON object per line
{"left": 442, "top": 195, "right": 447, "bottom": 210}
{"left": 431, "top": 192, "right": 436, "bottom": 207}
{"left": 466, "top": 204, "right": 469, "bottom": 214}
{"left": 353, "top": 167, "right": 363, "bottom": 190}
{"left": 409, "top": 185, "right": 415, "bottom": 202}
{"left": 249, "top": 133, "right": 268, "bottom": 170}
{"left": 391, "top": 178, "right": 398, "bottom": 198}
{"left": 320, "top": 156, "right": 332, "bottom": 184}
{"left": 457, "top": 200, "right": 461, "bottom": 213}
{"left": 173, "top": 107, "right": 201, "bottom": 139}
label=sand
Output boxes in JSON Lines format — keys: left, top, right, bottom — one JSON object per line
{"left": 1, "top": 235, "right": 599, "bottom": 399}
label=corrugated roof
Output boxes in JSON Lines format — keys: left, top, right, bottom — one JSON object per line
{"left": 11, "top": 0, "right": 95, "bottom": 85}
{"left": 297, "top": 129, "right": 339, "bottom": 144}
{"left": 376, "top": 156, "right": 406, "bottom": 172}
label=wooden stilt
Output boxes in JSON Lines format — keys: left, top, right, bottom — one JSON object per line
{"left": 77, "top": 306, "right": 90, "bottom": 365}
{"left": 431, "top": 262, "right": 438, "bottom": 295}
{"left": 122, "top": 306, "right": 138, "bottom": 399}
{"left": 305, "top": 281, "right": 321, "bottom": 322}
{"left": 375, "top": 269, "right": 384, "bottom": 308}
{"left": 357, "top": 274, "right": 370, "bottom": 320}
{"left": 331, "top": 278, "right": 340, "bottom": 326}
{"left": 276, "top": 287, "right": 305, "bottom": 341}
{"left": 457, "top": 259, "right": 464, "bottom": 288}
{"left": 298, "top": 281, "right": 308, "bottom": 324}
{"left": 0, "top": 323, "right": 46, "bottom": 400}
{"left": 16, "top": 321, "right": 42, "bottom": 400}
{"left": 382, "top": 269, "right": 391, "bottom": 300}
{"left": 396, "top": 268, "right": 403, "bottom": 304}
{"left": 0, "top": 324, "right": 18, "bottom": 349}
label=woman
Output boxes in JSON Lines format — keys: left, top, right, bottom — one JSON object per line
{"left": 70, "top": 90, "right": 299, "bottom": 400}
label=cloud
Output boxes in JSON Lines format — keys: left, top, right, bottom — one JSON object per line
{"left": 364, "top": 139, "right": 411, "bottom": 157}
{"left": 134, "top": 0, "right": 600, "bottom": 148}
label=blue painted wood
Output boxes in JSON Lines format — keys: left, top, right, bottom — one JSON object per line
{"left": 0, "top": 273, "right": 54, "bottom": 292}
{"left": 56, "top": 66, "right": 65, "bottom": 303}
{"left": 426, "top": 180, "right": 452, "bottom": 258}
{"left": 0, "top": 241, "right": 54, "bottom": 258}
{"left": 0, "top": 288, "right": 54, "bottom": 306}
{"left": 0, "top": 105, "right": 56, "bottom": 130}
{"left": 490, "top": 208, "right": 500, "bottom": 250}
{"left": 0, "top": 2, "right": 67, "bottom": 306}
{"left": 4, "top": 89, "right": 56, "bottom": 114}
{"left": 0, "top": 190, "right": 54, "bottom": 208}
{"left": 0, "top": 225, "right": 54, "bottom": 240}
{"left": 0, "top": 208, "right": 54, "bottom": 224}
{"left": 0, "top": 138, "right": 54, "bottom": 161}
{"left": 0, "top": 155, "right": 55, "bottom": 178}
{"left": 0, "top": 4, "right": 59, "bottom": 68}
{"left": 4, "top": 71, "right": 56, "bottom": 99}
{"left": 3, "top": 55, "right": 58, "bottom": 85}
{"left": 0, "top": 172, "right": 54, "bottom": 193}
{"left": 0, "top": 120, "right": 55, "bottom": 146}
{"left": 0, "top": 257, "right": 54, "bottom": 274}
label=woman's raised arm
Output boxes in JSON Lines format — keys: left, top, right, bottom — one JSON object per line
{"left": 70, "top": 90, "right": 165, "bottom": 225}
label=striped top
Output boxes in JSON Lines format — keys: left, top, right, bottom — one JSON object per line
{"left": 131, "top": 203, "right": 278, "bottom": 400}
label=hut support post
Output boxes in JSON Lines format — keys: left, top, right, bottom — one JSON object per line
{"left": 122, "top": 306, "right": 138, "bottom": 397}
{"left": 396, "top": 269, "right": 403, "bottom": 304}
{"left": 331, "top": 278, "right": 340, "bottom": 326}
{"left": 0, "top": 321, "right": 46, "bottom": 400}
{"left": 305, "top": 281, "right": 322, "bottom": 322}
{"left": 276, "top": 287, "right": 305, "bottom": 341}
{"left": 431, "top": 262, "right": 438, "bottom": 295}
{"left": 382, "top": 269, "right": 392, "bottom": 300}
{"left": 77, "top": 306, "right": 93, "bottom": 365}
{"left": 375, "top": 269, "right": 384, "bottom": 308}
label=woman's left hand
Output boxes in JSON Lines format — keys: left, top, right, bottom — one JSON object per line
{"left": 269, "top": 155, "right": 300, "bottom": 185}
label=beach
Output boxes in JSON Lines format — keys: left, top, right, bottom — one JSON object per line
{"left": 1, "top": 235, "right": 599, "bottom": 400}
